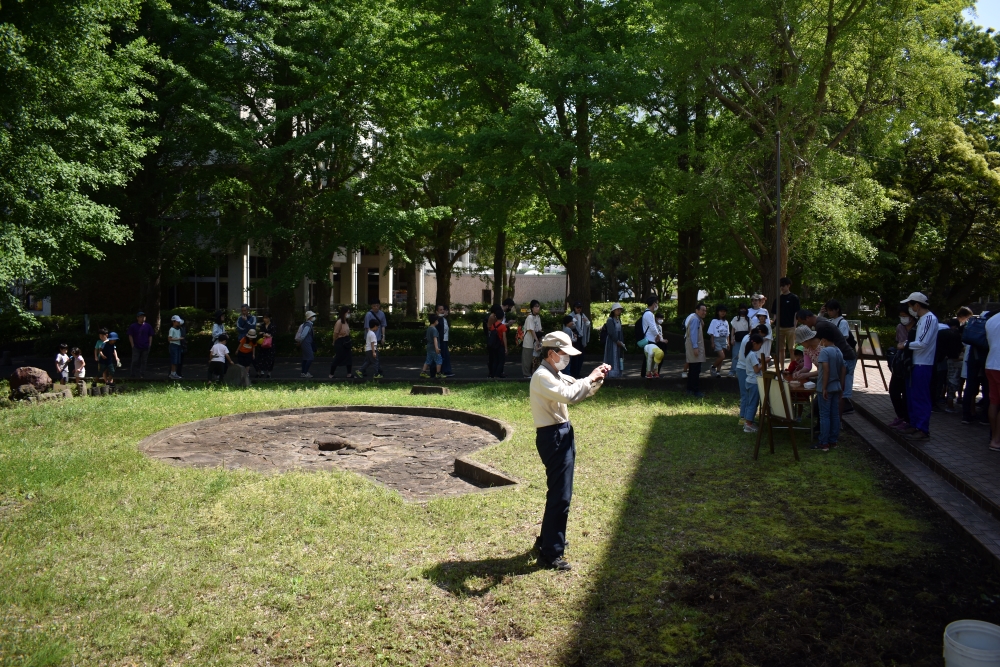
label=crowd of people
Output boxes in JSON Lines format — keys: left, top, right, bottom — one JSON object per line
{"left": 51, "top": 286, "right": 1000, "bottom": 455}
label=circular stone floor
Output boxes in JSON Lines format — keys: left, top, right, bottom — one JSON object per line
{"left": 138, "top": 407, "right": 510, "bottom": 500}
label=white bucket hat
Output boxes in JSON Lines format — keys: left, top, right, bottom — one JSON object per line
{"left": 304, "top": 310, "right": 317, "bottom": 320}
{"left": 901, "top": 292, "right": 929, "bottom": 306}
{"left": 611, "top": 302, "right": 624, "bottom": 312}
{"left": 794, "top": 325, "right": 816, "bottom": 345}
{"left": 541, "top": 331, "right": 581, "bottom": 355}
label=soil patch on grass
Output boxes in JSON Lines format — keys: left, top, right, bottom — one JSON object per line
{"left": 674, "top": 546, "right": 1000, "bottom": 666}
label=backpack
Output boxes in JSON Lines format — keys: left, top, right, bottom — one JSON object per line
{"left": 634, "top": 312, "right": 648, "bottom": 342}
{"left": 832, "top": 316, "right": 857, "bottom": 350}
{"left": 294, "top": 322, "right": 308, "bottom": 344}
{"left": 487, "top": 325, "right": 503, "bottom": 349}
{"left": 963, "top": 313, "right": 993, "bottom": 351}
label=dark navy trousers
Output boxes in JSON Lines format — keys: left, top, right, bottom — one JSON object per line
{"left": 908, "top": 364, "right": 933, "bottom": 434}
{"left": 535, "top": 421, "right": 575, "bottom": 560}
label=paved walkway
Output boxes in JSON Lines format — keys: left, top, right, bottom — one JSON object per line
{"left": 845, "top": 359, "right": 1000, "bottom": 568}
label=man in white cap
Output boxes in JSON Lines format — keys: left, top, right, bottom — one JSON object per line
{"left": 530, "top": 331, "right": 610, "bottom": 570}
{"left": 898, "top": 292, "right": 938, "bottom": 440}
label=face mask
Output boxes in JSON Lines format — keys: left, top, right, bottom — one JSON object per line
{"left": 908, "top": 307, "right": 918, "bottom": 317}
{"left": 656, "top": 318, "right": 663, "bottom": 325}
{"left": 553, "top": 352, "right": 570, "bottom": 371}
{"left": 652, "top": 304, "right": 658, "bottom": 312}
{"left": 899, "top": 316, "right": 911, "bottom": 325}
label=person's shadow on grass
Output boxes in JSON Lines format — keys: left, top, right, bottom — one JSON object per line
{"left": 423, "top": 549, "right": 540, "bottom": 597}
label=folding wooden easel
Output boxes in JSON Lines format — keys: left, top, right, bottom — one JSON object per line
{"left": 854, "top": 322, "right": 888, "bottom": 391}
{"left": 753, "top": 373, "right": 800, "bottom": 462}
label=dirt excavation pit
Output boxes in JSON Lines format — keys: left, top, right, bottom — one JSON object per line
{"left": 138, "top": 406, "right": 515, "bottom": 500}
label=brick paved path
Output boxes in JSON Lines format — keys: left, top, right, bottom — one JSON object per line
{"left": 845, "top": 359, "right": 1000, "bottom": 567}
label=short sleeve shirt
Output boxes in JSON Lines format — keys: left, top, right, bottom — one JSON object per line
{"left": 210, "top": 343, "right": 229, "bottom": 362}
{"left": 365, "top": 330, "right": 378, "bottom": 352}
{"left": 745, "top": 350, "right": 762, "bottom": 386}
{"left": 425, "top": 326, "right": 439, "bottom": 352}
{"left": 363, "top": 310, "right": 388, "bottom": 342}
{"left": 817, "top": 345, "right": 845, "bottom": 393}
{"left": 101, "top": 342, "right": 116, "bottom": 362}
{"left": 707, "top": 319, "right": 730, "bottom": 338}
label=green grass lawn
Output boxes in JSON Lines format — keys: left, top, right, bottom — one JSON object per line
{"left": 2, "top": 383, "right": 999, "bottom": 666}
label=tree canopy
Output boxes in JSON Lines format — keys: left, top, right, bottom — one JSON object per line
{"left": 3, "top": 0, "right": 997, "bottom": 321}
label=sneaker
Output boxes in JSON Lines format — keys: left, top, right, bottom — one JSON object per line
{"left": 727, "top": 371, "right": 736, "bottom": 377}
{"left": 374, "top": 373, "right": 384, "bottom": 379}
{"left": 892, "top": 421, "right": 910, "bottom": 431}
{"left": 168, "top": 373, "right": 178, "bottom": 380}
{"left": 888, "top": 417, "right": 903, "bottom": 428}
{"left": 743, "top": 424, "right": 758, "bottom": 433}
{"left": 681, "top": 371, "right": 688, "bottom": 378}
{"left": 905, "top": 430, "right": 929, "bottom": 441}
{"left": 300, "top": 372, "right": 313, "bottom": 378}
{"left": 811, "top": 443, "right": 830, "bottom": 451}
{"left": 328, "top": 374, "right": 334, "bottom": 379}
{"left": 354, "top": 370, "right": 363, "bottom": 378}
{"left": 962, "top": 418, "right": 973, "bottom": 425}
{"left": 444, "top": 373, "right": 455, "bottom": 378}
{"left": 419, "top": 372, "right": 431, "bottom": 379}
{"left": 540, "top": 555, "right": 572, "bottom": 571}
{"left": 686, "top": 390, "right": 705, "bottom": 398}
{"left": 646, "top": 373, "right": 655, "bottom": 379}
{"left": 710, "top": 367, "right": 719, "bottom": 377}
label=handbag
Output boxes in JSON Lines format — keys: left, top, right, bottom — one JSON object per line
{"left": 260, "top": 335, "right": 273, "bottom": 349}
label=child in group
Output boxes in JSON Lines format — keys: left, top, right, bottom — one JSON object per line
{"left": 707, "top": 305, "right": 730, "bottom": 377}
{"left": 355, "top": 320, "right": 383, "bottom": 379}
{"left": 71, "top": 347, "right": 86, "bottom": 394}
{"left": 729, "top": 304, "right": 751, "bottom": 377}
{"left": 644, "top": 337, "right": 665, "bottom": 379}
{"left": 55, "top": 343, "right": 70, "bottom": 386}
{"left": 99, "top": 332, "right": 120, "bottom": 385}
{"left": 784, "top": 347, "right": 805, "bottom": 377}
{"left": 168, "top": 315, "right": 184, "bottom": 380}
{"left": 754, "top": 310, "right": 772, "bottom": 369}
{"left": 742, "top": 333, "right": 766, "bottom": 433}
{"left": 94, "top": 328, "right": 109, "bottom": 363}
{"left": 236, "top": 329, "right": 258, "bottom": 373}
{"left": 815, "top": 336, "right": 847, "bottom": 452}
{"left": 735, "top": 325, "right": 769, "bottom": 430}
{"left": 420, "top": 314, "right": 443, "bottom": 379}
{"left": 208, "top": 333, "right": 233, "bottom": 383}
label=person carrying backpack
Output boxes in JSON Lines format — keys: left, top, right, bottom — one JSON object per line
{"left": 637, "top": 296, "right": 659, "bottom": 377}
{"left": 296, "top": 310, "right": 317, "bottom": 378}
{"left": 964, "top": 305, "right": 994, "bottom": 425}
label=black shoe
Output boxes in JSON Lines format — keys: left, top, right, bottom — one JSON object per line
{"left": 540, "top": 555, "right": 571, "bottom": 571}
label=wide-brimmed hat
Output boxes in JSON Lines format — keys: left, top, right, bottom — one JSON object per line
{"left": 754, "top": 309, "right": 770, "bottom": 318}
{"left": 304, "top": 310, "right": 316, "bottom": 320}
{"left": 751, "top": 293, "right": 764, "bottom": 300}
{"left": 541, "top": 331, "right": 581, "bottom": 356}
{"left": 901, "top": 292, "right": 930, "bottom": 306}
{"left": 108, "top": 332, "right": 119, "bottom": 341}
{"left": 611, "top": 302, "right": 624, "bottom": 312}
{"left": 246, "top": 329, "right": 257, "bottom": 339}
{"left": 794, "top": 325, "right": 816, "bottom": 344}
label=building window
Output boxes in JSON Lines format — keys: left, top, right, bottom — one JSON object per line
{"left": 367, "top": 268, "right": 380, "bottom": 305}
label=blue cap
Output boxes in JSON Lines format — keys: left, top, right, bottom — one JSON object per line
{"left": 108, "top": 332, "right": 119, "bottom": 340}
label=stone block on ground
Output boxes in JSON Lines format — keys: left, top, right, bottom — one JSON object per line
{"left": 224, "top": 364, "right": 252, "bottom": 388}
{"left": 9, "top": 367, "right": 52, "bottom": 396}
{"left": 411, "top": 385, "right": 449, "bottom": 395}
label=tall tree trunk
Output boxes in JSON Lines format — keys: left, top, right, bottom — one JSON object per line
{"left": 432, "top": 246, "right": 453, "bottom": 309}
{"left": 492, "top": 228, "right": 506, "bottom": 307}
{"left": 314, "top": 278, "right": 331, "bottom": 325}
{"left": 677, "top": 225, "right": 702, "bottom": 316}
{"left": 404, "top": 237, "right": 419, "bottom": 317}
{"left": 144, "top": 270, "right": 163, "bottom": 333}
{"left": 565, "top": 247, "right": 591, "bottom": 312}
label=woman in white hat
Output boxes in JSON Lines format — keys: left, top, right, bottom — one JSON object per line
{"left": 298, "top": 310, "right": 317, "bottom": 378}
{"left": 602, "top": 303, "right": 626, "bottom": 378}
{"left": 529, "top": 331, "right": 610, "bottom": 570}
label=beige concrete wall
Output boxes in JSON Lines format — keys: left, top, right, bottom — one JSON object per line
{"left": 418, "top": 272, "right": 567, "bottom": 307}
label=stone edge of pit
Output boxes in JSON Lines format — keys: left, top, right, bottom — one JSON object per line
{"left": 136, "top": 405, "right": 522, "bottom": 500}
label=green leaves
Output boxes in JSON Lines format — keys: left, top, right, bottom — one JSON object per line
{"left": 0, "top": 0, "right": 154, "bottom": 313}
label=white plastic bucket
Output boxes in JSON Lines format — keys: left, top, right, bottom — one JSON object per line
{"left": 945, "top": 620, "right": 1000, "bottom": 666}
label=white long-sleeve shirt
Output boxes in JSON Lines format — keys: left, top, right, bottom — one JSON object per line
{"left": 642, "top": 309, "right": 658, "bottom": 342}
{"left": 529, "top": 361, "right": 602, "bottom": 427}
{"left": 907, "top": 310, "right": 939, "bottom": 366}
